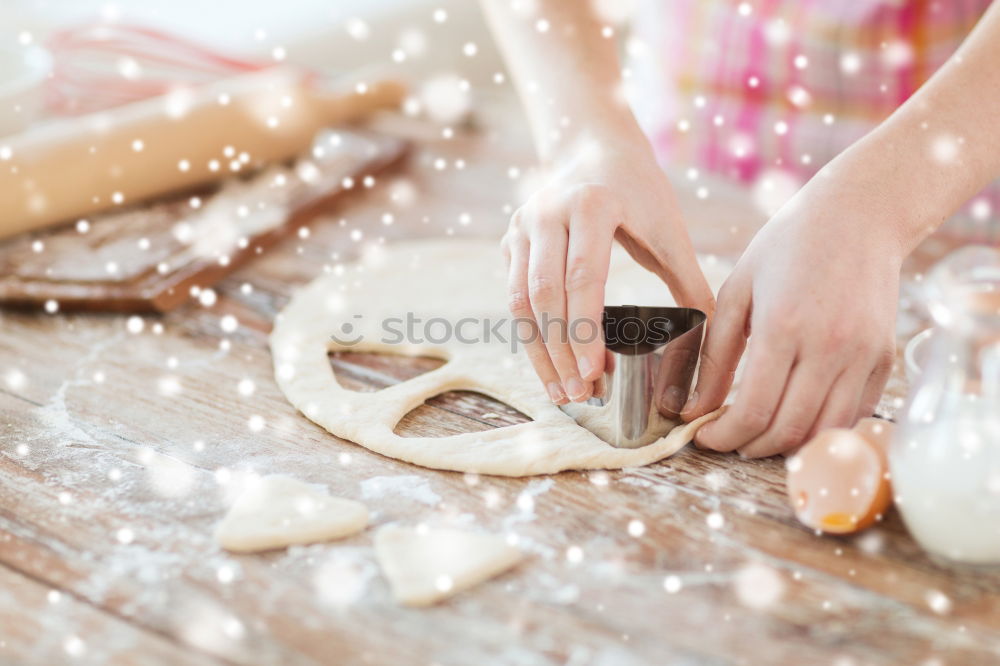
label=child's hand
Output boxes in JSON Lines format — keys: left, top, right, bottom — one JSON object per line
{"left": 682, "top": 176, "right": 901, "bottom": 457}
{"left": 502, "top": 136, "right": 715, "bottom": 404}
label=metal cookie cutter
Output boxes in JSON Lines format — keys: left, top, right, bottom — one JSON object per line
{"left": 561, "top": 305, "right": 707, "bottom": 448}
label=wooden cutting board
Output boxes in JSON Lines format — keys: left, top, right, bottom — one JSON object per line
{"left": 0, "top": 128, "right": 408, "bottom": 313}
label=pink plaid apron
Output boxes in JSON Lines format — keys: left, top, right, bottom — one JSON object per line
{"left": 631, "top": 0, "right": 997, "bottom": 241}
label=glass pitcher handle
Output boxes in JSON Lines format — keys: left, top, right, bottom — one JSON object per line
{"left": 984, "top": 343, "right": 1000, "bottom": 403}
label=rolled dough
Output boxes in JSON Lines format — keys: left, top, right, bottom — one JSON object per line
{"left": 215, "top": 475, "right": 369, "bottom": 552}
{"left": 270, "top": 238, "right": 729, "bottom": 476}
{"left": 374, "top": 525, "right": 523, "bottom": 606}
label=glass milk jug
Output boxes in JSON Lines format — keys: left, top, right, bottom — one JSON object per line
{"left": 890, "top": 246, "right": 1000, "bottom": 564}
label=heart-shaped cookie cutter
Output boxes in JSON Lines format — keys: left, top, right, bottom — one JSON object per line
{"left": 563, "top": 305, "right": 707, "bottom": 449}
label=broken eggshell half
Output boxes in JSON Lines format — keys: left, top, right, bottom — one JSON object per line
{"left": 785, "top": 419, "right": 895, "bottom": 534}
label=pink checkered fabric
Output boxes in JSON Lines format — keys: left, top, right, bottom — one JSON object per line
{"left": 630, "top": 0, "right": 997, "bottom": 241}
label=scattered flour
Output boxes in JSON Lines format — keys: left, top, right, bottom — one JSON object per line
{"left": 313, "top": 548, "right": 379, "bottom": 609}
{"left": 35, "top": 331, "right": 127, "bottom": 449}
{"left": 360, "top": 475, "right": 441, "bottom": 507}
{"left": 620, "top": 476, "right": 654, "bottom": 489}
{"left": 503, "top": 478, "right": 555, "bottom": 530}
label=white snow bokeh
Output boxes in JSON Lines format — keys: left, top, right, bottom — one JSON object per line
{"left": 881, "top": 40, "right": 914, "bottom": 69}
{"left": 751, "top": 168, "right": 802, "bottom": 216}
{"left": 4, "top": 368, "right": 27, "bottom": 390}
{"left": 970, "top": 197, "right": 992, "bottom": 221}
{"left": 764, "top": 19, "right": 791, "bottom": 46}
{"left": 840, "top": 52, "right": 862, "bottom": 75}
{"left": 314, "top": 551, "right": 377, "bottom": 608}
{"left": 925, "top": 589, "right": 952, "bottom": 615}
{"left": 930, "top": 135, "right": 961, "bottom": 165}
{"left": 663, "top": 575, "right": 683, "bottom": 594}
{"left": 419, "top": 74, "right": 472, "bottom": 124}
{"left": 138, "top": 447, "right": 196, "bottom": 498}
{"left": 176, "top": 600, "right": 246, "bottom": 654}
{"left": 590, "top": 0, "right": 637, "bottom": 25}
{"left": 733, "top": 562, "right": 786, "bottom": 610}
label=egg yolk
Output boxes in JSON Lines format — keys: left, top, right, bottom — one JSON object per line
{"left": 820, "top": 512, "right": 858, "bottom": 531}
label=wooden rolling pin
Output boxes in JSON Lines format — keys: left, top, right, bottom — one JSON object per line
{"left": 0, "top": 67, "right": 405, "bottom": 239}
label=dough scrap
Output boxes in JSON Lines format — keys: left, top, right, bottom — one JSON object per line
{"left": 374, "top": 525, "right": 523, "bottom": 606}
{"left": 215, "top": 475, "right": 369, "bottom": 552}
{"left": 270, "top": 238, "right": 729, "bottom": 476}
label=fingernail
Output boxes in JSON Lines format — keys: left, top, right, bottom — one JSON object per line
{"left": 565, "top": 377, "right": 587, "bottom": 401}
{"left": 547, "top": 382, "right": 567, "bottom": 404}
{"left": 694, "top": 421, "right": 712, "bottom": 446}
{"left": 578, "top": 357, "right": 593, "bottom": 380}
{"left": 681, "top": 390, "right": 699, "bottom": 415}
{"left": 663, "top": 385, "right": 686, "bottom": 414}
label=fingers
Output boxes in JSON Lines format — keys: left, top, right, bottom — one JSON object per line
{"left": 528, "top": 224, "right": 591, "bottom": 401}
{"left": 663, "top": 249, "right": 717, "bottom": 316}
{"left": 694, "top": 335, "right": 794, "bottom": 452}
{"left": 805, "top": 344, "right": 895, "bottom": 441}
{"left": 504, "top": 183, "right": 621, "bottom": 405}
{"left": 858, "top": 346, "right": 895, "bottom": 419}
{"left": 808, "top": 365, "right": 867, "bottom": 436}
{"left": 505, "top": 229, "right": 566, "bottom": 404}
{"left": 681, "top": 277, "right": 751, "bottom": 421}
{"left": 566, "top": 203, "right": 616, "bottom": 383}
{"left": 694, "top": 336, "right": 895, "bottom": 457}
{"left": 644, "top": 196, "right": 717, "bottom": 316}
{"left": 741, "top": 343, "right": 894, "bottom": 457}
{"left": 737, "top": 361, "right": 836, "bottom": 458}
{"left": 617, "top": 228, "right": 716, "bottom": 317}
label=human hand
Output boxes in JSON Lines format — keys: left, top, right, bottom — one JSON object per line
{"left": 681, "top": 177, "right": 902, "bottom": 457}
{"left": 502, "top": 134, "right": 716, "bottom": 404}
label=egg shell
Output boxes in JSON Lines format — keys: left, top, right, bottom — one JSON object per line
{"left": 786, "top": 428, "right": 892, "bottom": 534}
{"left": 852, "top": 416, "right": 895, "bottom": 464}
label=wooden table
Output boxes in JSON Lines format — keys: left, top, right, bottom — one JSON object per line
{"left": 2, "top": 101, "right": 998, "bottom": 665}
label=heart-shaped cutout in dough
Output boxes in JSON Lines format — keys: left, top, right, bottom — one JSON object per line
{"left": 215, "top": 475, "right": 369, "bottom": 552}
{"left": 374, "top": 525, "right": 523, "bottom": 606}
{"left": 329, "top": 350, "right": 445, "bottom": 393}
{"left": 394, "top": 389, "right": 531, "bottom": 437}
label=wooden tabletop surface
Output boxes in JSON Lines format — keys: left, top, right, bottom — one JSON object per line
{"left": 1, "top": 101, "right": 998, "bottom": 665}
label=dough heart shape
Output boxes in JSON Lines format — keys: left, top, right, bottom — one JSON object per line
{"left": 270, "top": 238, "right": 730, "bottom": 476}
{"left": 215, "top": 475, "right": 369, "bottom": 552}
{"left": 374, "top": 525, "right": 523, "bottom": 606}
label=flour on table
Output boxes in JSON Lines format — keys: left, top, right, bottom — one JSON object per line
{"left": 359, "top": 474, "right": 441, "bottom": 507}
{"left": 270, "top": 238, "right": 729, "bottom": 476}
{"left": 314, "top": 548, "right": 379, "bottom": 608}
{"left": 374, "top": 525, "right": 523, "bottom": 606}
{"left": 503, "top": 478, "right": 555, "bottom": 530}
{"left": 215, "top": 474, "right": 368, "bottom": 552}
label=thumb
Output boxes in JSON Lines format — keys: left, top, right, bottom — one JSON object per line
{"left": 681, "top": 275, "right": 750, "bottom": 421}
